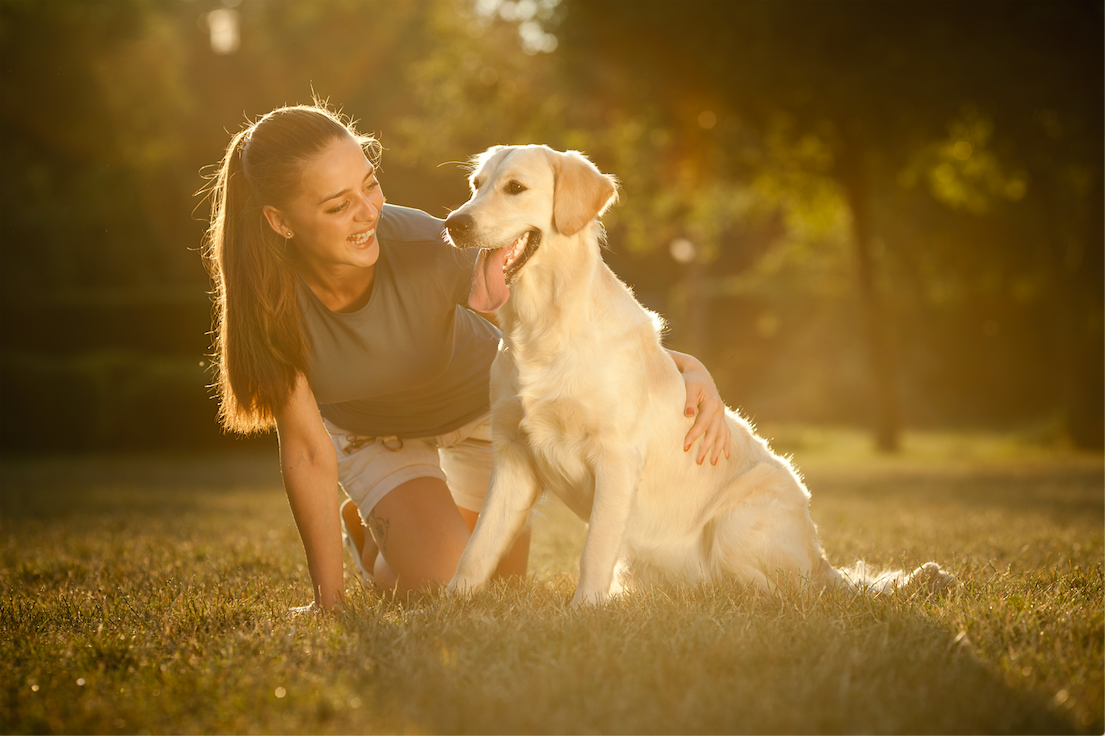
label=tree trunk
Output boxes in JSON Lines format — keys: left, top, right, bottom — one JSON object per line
{"left": 838, "top": 145, "right": 901, "bottom": 452}
{"left": 1067, "top": 167, "right": 1104, "bottom": 449}
{"left": 1037, "top": 165, "right": 1104, "bottom": 450}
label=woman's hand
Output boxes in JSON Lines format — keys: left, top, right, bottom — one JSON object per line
{"left": 667, "top": 350, "right": 731, "bottom": 465}
{"left": 289, "top": 601, "right": 323, "bottom": 618}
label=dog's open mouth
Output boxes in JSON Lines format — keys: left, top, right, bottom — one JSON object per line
{"left": 500, "top": 228, "right": 541, "bottom": 285}
{"left": 469, "top": 229, "right": 541, "bottom": 312}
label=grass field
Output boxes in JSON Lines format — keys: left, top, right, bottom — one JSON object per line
{"left": 1, "top": 427, "right": 1102, "bottom": 734}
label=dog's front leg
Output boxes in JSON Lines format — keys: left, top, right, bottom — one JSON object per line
{"left": 448, "top": 441, "right": 541, "bottom": 595}
{"left": 571, "top": 454, "right": 642, "bottom": 607}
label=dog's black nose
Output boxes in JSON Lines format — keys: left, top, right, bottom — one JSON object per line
{"left": 445, "top": 212, "right": 474, "bottom": 239}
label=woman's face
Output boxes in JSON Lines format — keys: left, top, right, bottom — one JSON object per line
{"left": 264, "top": 133, "right": 384, "bottom": 274}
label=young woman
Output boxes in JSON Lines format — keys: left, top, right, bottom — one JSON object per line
{"left": 202, "top": 103, "right": 731, "bottom": 610}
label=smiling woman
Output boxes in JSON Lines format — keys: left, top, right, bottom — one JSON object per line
{"left": 260, "top": 135, "right": 385, "bottom": 313}
{"left": 202, "top": 105, "right": 384, "bottom": 435}
{"left": 199, "top": 102, "right": 734, "bottom": 612}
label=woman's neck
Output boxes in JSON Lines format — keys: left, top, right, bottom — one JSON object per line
{"left": 296, "top": 258, "right": 377, "bottom": 313}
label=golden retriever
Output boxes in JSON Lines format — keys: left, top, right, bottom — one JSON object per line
{"left": 444, "top": 145, "right": 955, "bottom": 606}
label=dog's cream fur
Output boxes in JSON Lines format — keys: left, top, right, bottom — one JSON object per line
{"left": 445, "top": 145, "right": 955, "bottom": 607}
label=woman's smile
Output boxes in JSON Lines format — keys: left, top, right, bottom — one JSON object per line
{"left": 348, "top": 227, "right": 376, "bottom": 247}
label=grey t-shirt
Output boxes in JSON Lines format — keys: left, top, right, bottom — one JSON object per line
{"left": 297, "top": 204, "right": 501, "bottom": 438}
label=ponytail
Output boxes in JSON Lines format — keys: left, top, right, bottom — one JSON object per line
{"left": 200, "top": 103, "right": 378, "bottom": 434}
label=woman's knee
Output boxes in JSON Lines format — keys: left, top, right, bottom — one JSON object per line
{"left": 368, "top": 477, "right": 471, "bottom": 591}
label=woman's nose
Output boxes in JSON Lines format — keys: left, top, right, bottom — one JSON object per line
{"left": 354, "top": 192, "right": 380, "bottom": 220}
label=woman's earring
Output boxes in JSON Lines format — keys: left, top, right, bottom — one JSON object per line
{"left": 286, "top": 231, "right": 293, "bottom": 238}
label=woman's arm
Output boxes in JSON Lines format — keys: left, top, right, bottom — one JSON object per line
{"left": 275, "top": 373, "right": 344, "bottom": 610}
{"left": 666, "top": 349, "right": 732, "bottom": 465}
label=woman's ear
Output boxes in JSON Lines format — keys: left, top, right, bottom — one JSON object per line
{"left": 262, "top": 205, "right": 293, "bottom": 238}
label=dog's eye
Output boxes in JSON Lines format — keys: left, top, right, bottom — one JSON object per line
{"left": 506, "top": 181, "right": 527, "bottom": 195}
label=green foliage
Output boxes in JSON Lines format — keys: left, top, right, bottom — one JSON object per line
{"left": 2, "top": 439, "right": 1102, "bottom": 733}
{"left": 0, "top": 0, "right": 1101, "bottom": 448}
{"left": 900, "top": 106, "right": 1030, "bottom": 214}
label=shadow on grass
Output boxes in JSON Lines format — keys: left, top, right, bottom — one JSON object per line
{"left": 331, "top": 582, "right": 1076, "bottom": 735}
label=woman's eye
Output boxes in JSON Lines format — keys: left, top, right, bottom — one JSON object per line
{"left": 506, "top": 181, "right": 526, "bottom": 195}
{"left": 327, "top": 202, "right": 348, "bottom": 214}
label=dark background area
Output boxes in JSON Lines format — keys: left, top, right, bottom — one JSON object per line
{"left": 1, "top": 0, "right": 1101, "bottom": 453}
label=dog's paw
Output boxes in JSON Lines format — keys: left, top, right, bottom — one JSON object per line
{"left": 911, "top": 562, "right": 959, "bottom": 595}
{"left": 569, "top": 588, "right": 609, "bottom": 609}
{"left": 444, "top": 576, "right": 480, "bottom": 598}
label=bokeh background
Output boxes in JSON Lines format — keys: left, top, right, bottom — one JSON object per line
{"left": 1, "top": 0, "right": 1101, "bottom": 454}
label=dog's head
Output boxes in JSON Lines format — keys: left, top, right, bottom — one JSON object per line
{"left": 444, "top": 145, "right": 618, "bottom": 312}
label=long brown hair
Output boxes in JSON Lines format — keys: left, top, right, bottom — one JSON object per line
{"left": 201, "top": 103, "right": 381, "bottom": 434}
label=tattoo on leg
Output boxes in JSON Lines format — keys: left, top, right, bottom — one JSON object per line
{"left": 367, "top": 508, "right": 390, "bottom": 557}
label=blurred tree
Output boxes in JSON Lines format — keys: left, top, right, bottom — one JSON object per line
{"left": 544, "top": 0, "right": 1103, "bottom": 449}
{"left": 0, "top": 0, "right": 1099, "bottom": 450}
{"left": 0, "top": 0, "right": 168, "bottom": 293}
{"left": 393, "top": 1, "right": 569, "bottom": 177}
{"left": 0, "top": 0, "right": 506, "bottom": 448}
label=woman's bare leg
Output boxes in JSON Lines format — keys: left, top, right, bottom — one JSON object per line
{"left": 352, "top": 476, "right": 531, "bottom": 597}
{"left": 365, "top": 476, "right": 474, "bottom": 597}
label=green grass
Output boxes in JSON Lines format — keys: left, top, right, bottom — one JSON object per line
{"left": 1, "top": 429, "right": 1102, "bottom": 734}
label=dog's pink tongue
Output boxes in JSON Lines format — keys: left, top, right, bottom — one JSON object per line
{"left": 469, "top": 247, "right": 510, "bottom": 312}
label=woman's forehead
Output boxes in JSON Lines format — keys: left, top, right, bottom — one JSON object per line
{"left": 299, "top": 135, "right": 372, "bottom": 195}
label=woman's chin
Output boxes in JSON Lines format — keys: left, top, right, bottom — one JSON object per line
{"left": 347, "top": 239, "right": 379, "bottom": 266}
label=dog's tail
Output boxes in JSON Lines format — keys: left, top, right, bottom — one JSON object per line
{"left": 815, "top": 555, "right": 958, "bottom": 596}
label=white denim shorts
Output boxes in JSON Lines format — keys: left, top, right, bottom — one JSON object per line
{"left": 324, "top": 413, "right": 493, "bottom": 517}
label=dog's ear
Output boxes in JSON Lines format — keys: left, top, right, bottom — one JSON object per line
{"left": 551, "top": 150, "right": 619, "bottom": 236}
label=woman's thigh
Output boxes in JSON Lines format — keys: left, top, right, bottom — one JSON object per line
{"left": 366, "top": 475, "right": 472, "bottom": 595}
